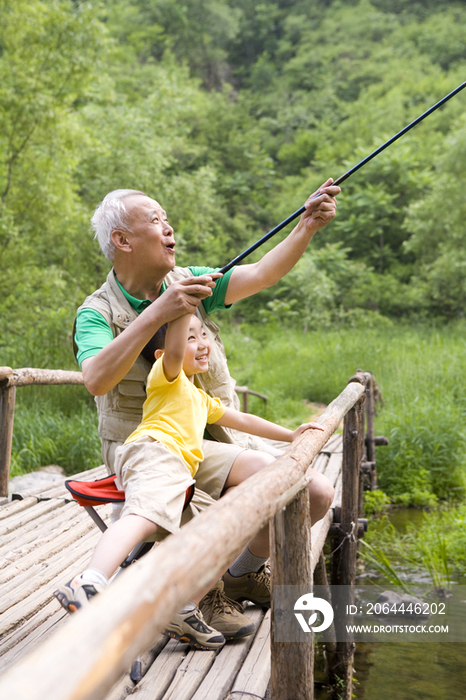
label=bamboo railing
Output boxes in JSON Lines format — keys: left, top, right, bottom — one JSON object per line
{"left": 0, "top": 372, "right": 369, "bottom": 700}
{"left": 0, "top": 367, "right": 267, "bottom": 497}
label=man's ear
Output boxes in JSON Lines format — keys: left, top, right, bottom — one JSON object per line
{"left": 155, "top": 349, "right": 164, "bottom": 361}
{"left": 111, "top": 229, "right": 132, "bottom": 253}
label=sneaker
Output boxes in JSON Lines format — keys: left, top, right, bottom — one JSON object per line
{"left": 199, "top": 581, "right": 255, "bottom": 640}
{"left": 223, "top": 563, "right": 271, "bottom": 608}
{"left": 54, "top": 575, "right": 104, "bottom": 613}
{"left": 163, "top": 603, "right": 225, "bottom": 650}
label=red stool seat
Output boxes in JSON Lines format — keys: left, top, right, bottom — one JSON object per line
{"left": 65, "top": 475, "right": 195, "bottom": 510}
{"left": 65, "top": 475, "right": 125, "bottom": 507}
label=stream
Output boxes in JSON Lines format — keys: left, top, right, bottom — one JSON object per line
{"left": 314, "top": 508, "right": 466, "bottom": 699}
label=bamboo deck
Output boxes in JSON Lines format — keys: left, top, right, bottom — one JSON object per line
{"left": 0, "top": 434, "right": 343, "bottom": 700}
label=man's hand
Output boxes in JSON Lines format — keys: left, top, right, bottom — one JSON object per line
{"left": 298, "top": 178, "right": 341, "bottom": 236}
{"left": 81, "top": 273, "right": 222, "bottom": 396}
{"left": 224, "top": 178, "right": 340, "bottom": 305}
{"left": 154, "top": 273, "right": 222, "bottom": 322}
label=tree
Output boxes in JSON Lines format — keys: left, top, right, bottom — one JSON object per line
{"left": 0, "top": 0, "right": 105, "bottom": 367}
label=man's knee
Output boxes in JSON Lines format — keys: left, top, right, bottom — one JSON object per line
{"left": 225, "top": 449, "right": 275, "bottom": 489}
{"left": 307, "top": 472, "right": 334, "bottom": 521}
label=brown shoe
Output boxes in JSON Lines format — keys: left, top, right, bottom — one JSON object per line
{"left": 199, "top": 581, "right": 255, "bottom": 640}
{"left": 163, "top": 603, "right": 225, "bottom": 650}
{"left": 223, "top": 563, "right": 271, "bottom": 608}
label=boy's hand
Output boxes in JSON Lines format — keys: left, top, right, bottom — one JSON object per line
{"left": 291, "top": 422, "right": 325, "bottom": 441}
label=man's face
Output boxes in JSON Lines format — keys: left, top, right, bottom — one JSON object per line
{"left": 123, "top": 195, "right": 176, "bottom": 271}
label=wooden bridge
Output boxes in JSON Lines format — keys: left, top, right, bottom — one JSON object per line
{"left": 0, "top": 368, "right": 382, "bottom": 700}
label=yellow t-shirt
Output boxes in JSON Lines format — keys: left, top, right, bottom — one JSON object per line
{"left": 125, "top": 358, "right": 226, "bottom": 476}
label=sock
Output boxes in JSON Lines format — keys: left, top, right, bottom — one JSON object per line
{"left": 80, "top": 568, "right": 108, "bottom": 588}
{"left": 228, "top": 547, "right": 268, "bottom": 578}
{"left": 180, "top": 603, "right": 197, "bottom": 613}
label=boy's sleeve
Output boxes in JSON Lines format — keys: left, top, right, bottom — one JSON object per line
{"left": 204, "top": 393, "right": 227, "bottom": 424}
{"left": 147, "top": 357, "right": 181, "bottom": 389}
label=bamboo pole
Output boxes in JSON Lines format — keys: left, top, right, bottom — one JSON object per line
{"left": 0, "top": 379, "right": 365, "bottom": 700}
{"left": 270, "top": 487, "right": 314, "bottom": 700}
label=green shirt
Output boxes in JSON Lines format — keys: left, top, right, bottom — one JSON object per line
{"left": 75, "top": 266, "right": 234, "bottom": 367}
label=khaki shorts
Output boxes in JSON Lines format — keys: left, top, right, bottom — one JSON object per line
{"left": 114, "top": 436, "right": 245, "bottom": 541}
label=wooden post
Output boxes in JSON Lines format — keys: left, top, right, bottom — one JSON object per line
{"left": 314, "top": 551, "right": 336, "bottom": 659}
{"left": 0, "top": 368, "right": 16, "bottom": 497}
{"left": 235, "top": 385, "right": 268, "bottom": 414}
{"left": 364, "top": 373, "right": 377, "bottom": 490}
{"left": 0, "top": 367, "right": 84, "bottom": 496}
{"left": 328, "top": 375, "right": 366, "bottom": 700}
{"left": 271, "top": 488, "right": 314, "bottom": 700}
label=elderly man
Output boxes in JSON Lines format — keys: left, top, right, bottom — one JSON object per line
{"left": 71, "top": 179, "right": 340, "bottom": 645}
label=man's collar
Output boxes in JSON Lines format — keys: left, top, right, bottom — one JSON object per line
{"left": 112, "top": 270, "right": 164, "bottom": 312}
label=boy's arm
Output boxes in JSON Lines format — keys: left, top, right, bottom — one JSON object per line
{"left": 214, "top": 407, "right": 324, "bottom": 442}
{"left": 161, "top": 314, "right": 192, "bottom": 381}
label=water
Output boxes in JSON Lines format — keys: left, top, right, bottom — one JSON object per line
{"left": 315, "top": 508, "right": 466, "bottom": 700}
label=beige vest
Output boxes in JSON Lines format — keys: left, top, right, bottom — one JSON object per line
{"left": 78, "top": 268, "right": 258, "bottom": 472}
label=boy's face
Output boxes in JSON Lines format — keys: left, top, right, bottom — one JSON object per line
{"left": 183, "top": 316, "right": 211, "bottom": 377}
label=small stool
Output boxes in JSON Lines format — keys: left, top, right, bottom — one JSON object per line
{"left": 63, "top": 474, "right": 195, "bottom": 680}
{"left": 65, "top": 474, "right": 195, "bottom": 566}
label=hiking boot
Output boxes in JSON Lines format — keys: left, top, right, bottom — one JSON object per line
{"left": 223, "top": 563, "right": 271, "bottom": 608}
{"left": 199, "top": 581, "right": 255, "bottom": 640}
{"left": 163, "top": 603, "right": 225, "bottom": 650}
{"left": 54, "top": 575, "right": 104, "bottom": 613}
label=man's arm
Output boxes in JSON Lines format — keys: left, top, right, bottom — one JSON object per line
{"left": 224, "top": 179, "right": 340, "bottom": 305}
{"left": 214, "top": 407, "right": 324, "bottom": 442}
{"left": 81, "top": 275, "right": 217, "bottom": 396}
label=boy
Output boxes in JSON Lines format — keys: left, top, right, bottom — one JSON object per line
{"left": 55, "top": 310, "right": 324, "bottom": 650}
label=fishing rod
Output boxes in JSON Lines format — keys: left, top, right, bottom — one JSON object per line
{"left": 218, "top": 80, "right": 466, "bottom": 275}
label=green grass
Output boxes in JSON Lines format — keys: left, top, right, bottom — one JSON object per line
{"left": 364, "top": 506, "right": 466, "bottom": 588}
{"left": 218, "top": 317, "right": 466, "bottom": 507}
{"left": 10, "top": 386, "right": 101, "bottom": 476}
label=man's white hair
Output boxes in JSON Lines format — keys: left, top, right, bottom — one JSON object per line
{"left": 91, "top": 189, "right": 146, "bottom": 261}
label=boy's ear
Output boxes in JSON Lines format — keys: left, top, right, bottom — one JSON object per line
{"left": 155, "top": 349, "right": 164, "bottom": 361}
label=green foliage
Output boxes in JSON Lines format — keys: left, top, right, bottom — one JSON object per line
{"left": 0, "top": 0, "right": 106, "bottom": 369}
{"left": 403, "top": 116, "right": 466, "bottom": 318}
{"left": 364, "top": 506, "right": 466, "bottom": 587}
{"left": 363, "top": 489, "right": 391, "bottom": 517}
{"left": 377, "top": 404, "right": 466, "bottom": 506}
{"left": 360, "top": 538, "right": 413, "bottom": 593}
{"left": 402, "top": 507, "right": 466, "bottom": 580}
{"left": 10, "top": 398, "right": 101, "bottom": 476}
{"left": 3, "top": 0, "right": 466, "bottom": 375}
